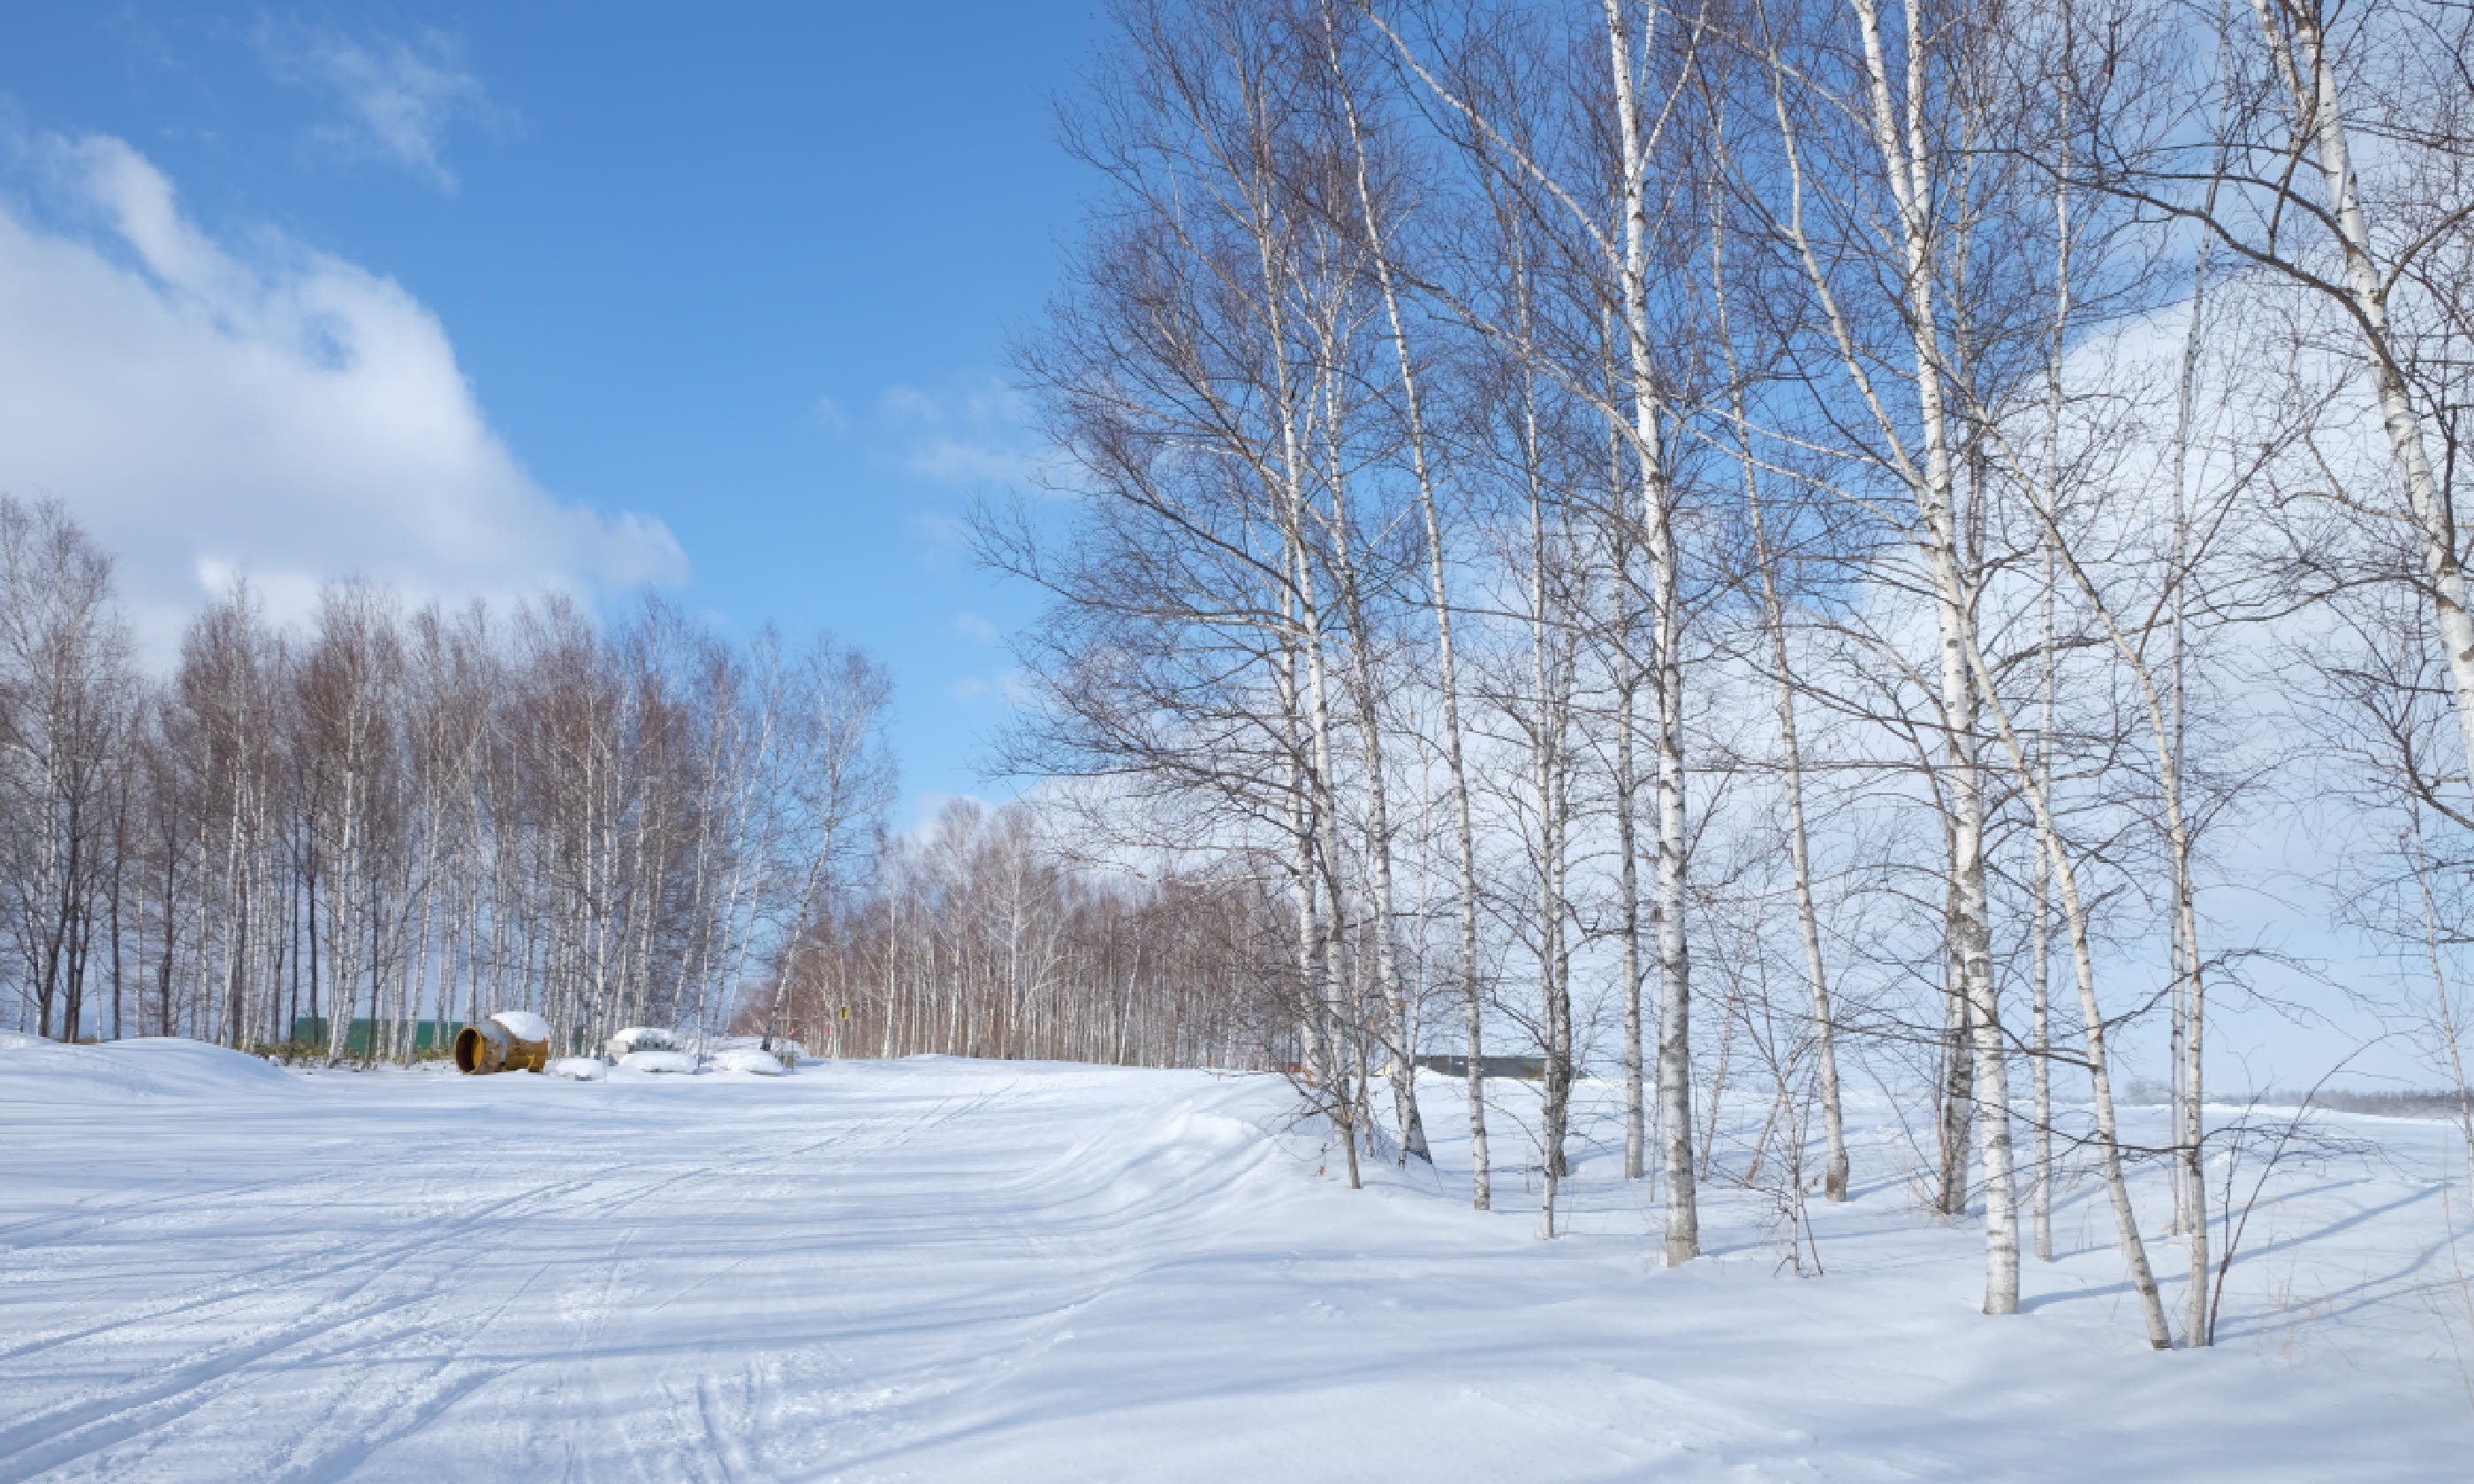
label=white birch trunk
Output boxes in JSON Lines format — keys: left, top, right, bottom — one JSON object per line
{"left": 1601, "top": 0, "right": 1698, "bottom": 1265}
{"left": 1848, "top": 0, "right": 2019, "bottom": 1310}
{"left": 1325, "top": 19, "right": 1488, "bottom": 1200}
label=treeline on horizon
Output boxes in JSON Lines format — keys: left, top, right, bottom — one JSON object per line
{"left": 0, "top": 498, "right": 1302, "bottom": 1078}
{"left": 0, "top": 496, "right": 900, "bottom": 1060}
{"left": 746, "top": 797, "right": 1288, "bottom": 1070}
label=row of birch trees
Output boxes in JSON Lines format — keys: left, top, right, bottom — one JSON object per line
{"left": 754, "top": 797, "right": 1290, "bottom": 1069}
{"left": 989, "top": 0, "right": 2474, "bottom": 1351}
{"left": 0, "top": 496, "right": 897, "bottom": 1065}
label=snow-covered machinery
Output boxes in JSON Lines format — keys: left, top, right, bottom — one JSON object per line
{"left": 454, "top": 1011, "right": 552, "bottom": 1075}
{"left": 604, "top": 1026, "right": 676, "bottom": 1061}
{"left": 710, "top": 1048, "right": 788, "bottom": 1076}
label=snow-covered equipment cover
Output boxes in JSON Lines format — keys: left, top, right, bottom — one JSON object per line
{"left": 618, "top": 1049, "right": 700, "bottom": 1075}
{"left": 710, "top": 1048, "right": 789, "bottom": 1076}
{"left": 707, "top": 1034, "right": 803, "bottom": 1067}
{"left": 604, "top": 1026, "right": 675, "bottom": 1059}
{"left": 490, "top": 1011, "right": 552, "bottom": 1044}
{"left": 455, "top": 1012, "right": 550, "bottom": 1075}
{"left": 544, "top": 1057, "right": 607, "bottom": 1081}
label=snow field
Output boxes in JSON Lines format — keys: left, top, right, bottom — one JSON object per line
{"left": 0, "top": 1038, "right": 2469, "bottom": 1480}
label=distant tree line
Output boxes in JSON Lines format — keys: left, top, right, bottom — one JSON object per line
{"left": 748, "top": 798, "right": 1289, "bottom": 1070}
{"left": 0, "top": 496, "right": 897, "bottom": 1064}
{"left": 4, "top": 499, "right": 1319, "bottom": 1079}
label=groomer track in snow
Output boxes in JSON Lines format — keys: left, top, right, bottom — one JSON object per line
{"left": 0, "top": 1038, "right": 2467, "bottom": 1480}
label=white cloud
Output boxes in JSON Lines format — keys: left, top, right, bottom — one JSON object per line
{"left": 877, "top": 383, "right": 943, "bottom": 423}
{"left": 0, "top": 132, "right": 685, "bottom": 659}
{"left": 946, "top": 664, "right": 1028, "bottom": 708}
{"left": 951, "top": 611, "right": 1001, "bottom": 643}
{"left": 906, "top": 439, "right": 1045, "bottom": 484}
{"left": 256, "top": 24, "right": 489, "bottom": 191}
{"left": 898, "top": 790, "right": 1009, "bottom": 841}
{"left": 876, "top": 378, "right": 1051, "bottom": 486}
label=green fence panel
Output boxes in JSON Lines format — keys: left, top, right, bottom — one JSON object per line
{"left": 290, "top": 1018, "right": 452, "bottom": 1055}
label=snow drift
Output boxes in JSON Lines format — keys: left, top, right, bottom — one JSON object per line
{"left": 0, "top": 1036, "right": 297, "bottom": 1102}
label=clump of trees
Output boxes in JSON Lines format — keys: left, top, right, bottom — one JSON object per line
{"left": 0, "top": 496, "right": 897, "bottom": 1065}
{"left": 985, "top": 0, "right": 2474, "bottom": 1352}
{"left": 750, "top": 798, "right": 1291, "bottom": 1070}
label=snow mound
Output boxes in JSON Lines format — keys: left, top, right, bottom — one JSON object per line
{"left": 489, "top": 1011, "right": 552, "bottom": 1043}
{"left": 617, "top": 1050, "right": 700, "bottom": 1075}
{"left": 710, "top": 1049, "right": 789, "bottom": 1076}
{"left": 0, "top": 1037, "right": 299, "bottom": 1102}
{"left": 544, "top": 1057, "right": 607, "bottom": 1081}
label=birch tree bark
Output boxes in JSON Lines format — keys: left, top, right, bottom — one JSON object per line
{"left": 1324, "top": 2, "right": 1465, "bottom": 1177}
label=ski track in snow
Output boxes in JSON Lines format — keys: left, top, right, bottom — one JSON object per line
{"left": 2, "top": 1041, "right": 2470, "bottom": 1480}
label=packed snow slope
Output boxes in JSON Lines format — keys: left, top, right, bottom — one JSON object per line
{"left": 1, "top": 1039, "right": 2469, "bottom": 1481}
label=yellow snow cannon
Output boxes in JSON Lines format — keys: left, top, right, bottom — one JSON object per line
{"left": 453, "top": 1011, "right": 552, "bottom": 1074}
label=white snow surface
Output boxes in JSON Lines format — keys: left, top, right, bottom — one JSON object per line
{"left": 1, "top": 1044, "right": 2470, "bottom": 1480}
{"left": 543, "top": 1057, "right": 607, "bottom": 1082}
{"left": 0, "top": 1035, "right": 296, "bottom": 1101}
{"left": 487, "top": 1010, "right": 551, "bottom": 1044}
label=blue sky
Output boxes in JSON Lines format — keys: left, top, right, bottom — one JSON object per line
{"left": 0, "top": 4, "right": 1100, "bottom": 823}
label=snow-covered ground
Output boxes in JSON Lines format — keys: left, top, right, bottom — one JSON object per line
{"left": 2, "top": 1038, "right": 2470, "bottom": 1480}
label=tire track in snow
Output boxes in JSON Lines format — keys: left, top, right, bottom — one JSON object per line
{"left": 0, "top": 1107, "right": 862, "bottom": 1380}
{"left": 0, "top": 1065, "right": 1119, "bottom": 1481}
{"left": 0, "top": 1112, "right": 863, "bottom": 1479}
{"left": 0, "top": 1161, "right": 605, "bottom": 1371}
{"left": 593, "top": 1086, "right": 1024, "bottom": 1482}
{"left": 245, "top": 1258, "right": 566, "bottom": 1484}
